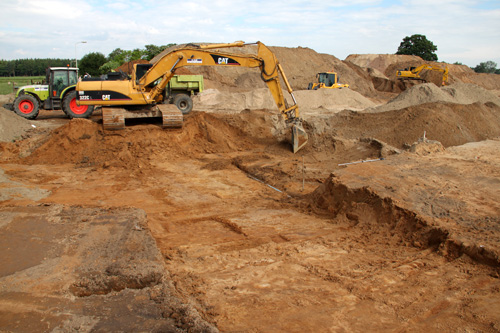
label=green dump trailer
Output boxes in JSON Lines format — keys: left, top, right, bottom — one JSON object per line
{"left": 165, "top": 75, "right": 204, "bottom": 114}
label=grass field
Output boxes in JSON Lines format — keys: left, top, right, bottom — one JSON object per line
{"left": 0, "top": 76, "right": 45, "bottom": 95}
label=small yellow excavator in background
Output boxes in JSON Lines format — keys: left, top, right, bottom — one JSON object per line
{"left": 76, "top": 41, "right": 308, "bottom": 153}
{"left": 396, "top": 64, "right": 449, "bottom": 85}
{"left": 307, "top": 71, "right": 349, "bottom": 90}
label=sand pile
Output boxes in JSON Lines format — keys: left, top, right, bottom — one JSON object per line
{"left": 294, "top": 89, "right": 376, "bottom": 111}
{"left": 315, "top": 102, "right": 500, "bottom": 149}
{"left": 345, "top": 54, "right": 423, "bottom": 74}
{"left": 195, "top": 87, "right": 376, "bottom": 113}
{"left": 0, "top": 95, "right": 35, "bottom": 142}
{"left": 194, "top": 88, "right": 276, "bottom": 112}
{"left": 369, "top": 83, "right": 500, "bottom": 113}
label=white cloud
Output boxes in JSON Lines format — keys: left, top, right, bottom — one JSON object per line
{"left": 0, "top": 0, "right": 498, "bottom": 67}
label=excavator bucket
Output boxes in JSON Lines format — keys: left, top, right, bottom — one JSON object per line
{"left": 291, "top": 121, "right": 308, "bottom": 153}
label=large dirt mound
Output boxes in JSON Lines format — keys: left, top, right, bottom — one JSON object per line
{"left": 151, "top": 43, "right": 378, "bottom": 97}
{"left": 17, "top": 112, "right": 282, "bottom": 168}
{"left": 370, "top": 83, "right": 500, "bottom": 113}
{"left": 346, "top": 54, "right": 500, "bottom": 93}
{"left": 149, "top": 42, "right": 500, "bottom": 99}
{"left": 311, "top": 101, "right": 500, "bottom": 149}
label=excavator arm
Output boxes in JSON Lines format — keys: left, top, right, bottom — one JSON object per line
{"left": 137, "top": 41, "right": 300, "bottom": 123}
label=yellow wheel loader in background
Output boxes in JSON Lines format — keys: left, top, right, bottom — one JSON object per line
{"left": 307, "top": 71, "right": 349, "bottom": 90}
{"left": 396, "top": 64, "right": 449, "bottom": 85}
{"left": 76, "top": 41, "right": 308, "bottom": 153}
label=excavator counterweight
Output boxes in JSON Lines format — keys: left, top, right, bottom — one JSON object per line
{"left": 76, "top": 41, "right": 308, "bottom": 153}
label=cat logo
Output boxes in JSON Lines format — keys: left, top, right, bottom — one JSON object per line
{"left": 211, "top": 54, "right": 240, "bottom": 66}
{"left": 218, "top": 57, "right": 229, "bottom": 65}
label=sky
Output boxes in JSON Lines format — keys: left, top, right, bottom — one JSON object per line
{"left": 0, "top": 0, "right": 499, "bottom": 68}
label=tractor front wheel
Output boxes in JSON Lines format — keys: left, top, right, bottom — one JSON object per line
{"left": 63, "top": 91, "right": 94, "bottom": 118}
{"left": 13, "top": 94, "right": 40, "bottom": 119}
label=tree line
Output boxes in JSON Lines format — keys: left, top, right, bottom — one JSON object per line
{"left": 0, "top": 58, "right": 74, "bottom": 77}
{"left": 0, "top": 43, "right": 175, "bottom": 78}
{"left": 78, "top": 43, "right": 175, "bottom": 77}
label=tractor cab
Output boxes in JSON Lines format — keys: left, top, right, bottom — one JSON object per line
{"left": 46, "top": 67, "right": 78, "bottom": 108}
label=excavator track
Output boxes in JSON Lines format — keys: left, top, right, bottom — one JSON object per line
{"left": 157, "top": 104, "right": 183, "bottom": 128}
{"left": 102, "top": 108, "right": 126, "bottom": 130}
{"left": 101, "top": 105, "right": 183, "bottom": 130}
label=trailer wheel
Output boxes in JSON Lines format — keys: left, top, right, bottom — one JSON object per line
{"left": 173, "top": 94, "right": 193, "bottom": 115}
{"left": 13, "top": 94, "right": 39, "bottom": 119}
{"left": 63, "top": 91, "right": 95, "bottom": 118}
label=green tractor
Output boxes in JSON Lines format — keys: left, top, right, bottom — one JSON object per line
{"left": 12, "top": 67, "right": 94, "bottom": 119}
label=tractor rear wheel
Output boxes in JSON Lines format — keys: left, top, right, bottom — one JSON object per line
{"left": 63, "top": 91, "right": 95, "bottom": 118}
{"left": 173, "top": 94, "right": 193, "bottom": 115}
{"left": 13, "top": 94, "right": 39, "bottom": 119}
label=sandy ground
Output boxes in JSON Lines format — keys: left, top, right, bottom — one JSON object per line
{"left": 1, "top": 52, "right": 500, "bottom": 331}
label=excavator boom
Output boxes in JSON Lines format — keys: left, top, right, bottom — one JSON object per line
{"left": 76, "top": 41, "right": 308, "bottom": 153}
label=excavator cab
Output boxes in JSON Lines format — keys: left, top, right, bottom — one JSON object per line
{"left": 135, "top": 64, "right": 153, "bottom": 84}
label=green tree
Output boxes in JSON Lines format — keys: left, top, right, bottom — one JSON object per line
{"left": 99, "top": 61, "right": 121, "bottom": 74}
{"left": 108, "top": 48, "right": 126, "bottom": 62}
{"left": 396, "top": 34, "right": 438, "bottom": 61}
{"left": 143, "top": 43, "right": 175, "bottom": 61}
{"left": 473, "top": 61, "right": 497, "bottom": 73}
{"left": 79, "top": 52, "right": 107, "bottom": 77}
{"left": 129, "top": 48, "right": 144, "bottom": 61}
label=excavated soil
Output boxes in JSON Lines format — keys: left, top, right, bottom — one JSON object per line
{"left": 1, "top": 47, "right": 500, "bottom": 332}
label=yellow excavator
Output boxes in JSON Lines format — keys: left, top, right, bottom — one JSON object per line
{"left": 75, "top": 41, "right": 308, "bottom": 153}
{"left": 307, "top": 71, "right": 349, "bottom": 90}
{"left": 396, "top": 64, "right": 449, "bottom": 85}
